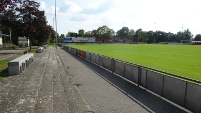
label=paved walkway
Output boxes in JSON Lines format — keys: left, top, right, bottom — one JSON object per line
{"left": 0, "top": 46, "right": 190, "bottom": 113}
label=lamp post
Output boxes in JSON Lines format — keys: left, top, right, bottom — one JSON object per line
{"left": 8, "top": 15, "right": 12, "bottom": 44}
{"left": 53, "top": 18, "right": 55, "bottom": 44}
{"left": 154, "top": 23, "right": 156, "bottom": 43}
{"left": 9, "top": 28, "right": 12, "bottom": 44}
{"left": 55, "top": 0, "right": 58, "bottom": 49}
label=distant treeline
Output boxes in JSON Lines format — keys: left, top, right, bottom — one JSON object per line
{"left": 61, "top": 25, "right": 201, "bottom": 43}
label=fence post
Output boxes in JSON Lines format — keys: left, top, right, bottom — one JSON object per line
{"left": 138, "top": 66, "right": 141, "bottom": 87}
{"left": 124, "top": 63, "right": 126, "bottom": 77}
{"left": 184, "top": 82, "right": 188, "bottom": 108}
{"left": 98, "top": 54, "right": 100, "bottom": 65}
{"left": 111, "top": 58, "right": 115, "bottom": 73}
{"left": 162, "top": 75, "right": 165, "bottom": 97}
{"left": 89, "top": 52, "right": 91, "bottom": 61}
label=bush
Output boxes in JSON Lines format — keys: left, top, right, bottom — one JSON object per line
{"left": 7, "top": 44, "right": 18, "bottom": 49}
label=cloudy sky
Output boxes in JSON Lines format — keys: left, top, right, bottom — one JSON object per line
{"left": 35, "top": 0, "right": 201, "bottom": 36}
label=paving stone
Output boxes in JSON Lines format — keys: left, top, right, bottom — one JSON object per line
{"left": 58, "top": 47, "right": 191, "bottom": 113}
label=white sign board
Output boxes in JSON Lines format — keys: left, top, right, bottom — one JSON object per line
{"left": 18, "top": 37, "right": 29, "bottom": 46}
{"left": 0, "top": 37, "right": 2, "bottom": 48}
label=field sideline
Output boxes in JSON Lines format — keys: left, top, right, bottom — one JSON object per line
{"left": 68, "top": 44, "right": 201, "bottom": 81}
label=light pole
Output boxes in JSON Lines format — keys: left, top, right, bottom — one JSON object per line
{"left": 9, "top": 28, "right": 12, "bottom": 44}
{"left": 167, "top": 33, "right": 172, "bottom": 43}
{"left": 55, "top": 0, "right": 58, "bottom": 49}
{"left": 138, "top": 32, "right": 141, "bottom": 44}
{"left": 154, "top": 23, "right": 156, "bottom": 43}
{"left": 8, "top": 16, "right": 12, "bottom": 44}
{"left": 8, "top": 15, "right": 12, "bottom": 44}
{"left": 53, "top": 18, "right": 55, "bottom": 44}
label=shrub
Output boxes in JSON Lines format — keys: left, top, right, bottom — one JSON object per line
{"left": 7, "top": 44, "right": 18, "bottom": 49}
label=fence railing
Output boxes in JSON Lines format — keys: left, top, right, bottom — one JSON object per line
{"left": 63, "top": 46, "right": 201, "bottom": 113}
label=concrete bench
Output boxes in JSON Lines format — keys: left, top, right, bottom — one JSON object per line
{"left": 20, "top": 53, "right": 34, "bottom": 67}
{"left": 43, "top": 45, "right": 47, "bottom": 49}
{"left": 8, "top": 53, "right": 34, "bottom": 75}
{"left": 37, "top": 47, "right": 43, "bottom": 53}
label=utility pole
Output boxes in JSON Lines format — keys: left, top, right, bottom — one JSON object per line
{"left": 8, "top": 16, "right": 12, "bottom": 44}
{"left": 9, "top": 28, "right": 12, "bottom": 44}
{"left": 181, "top": 24, "right": 186, "bottom": 42}
{"left": 53, "top": 18, "right": 55, "bottom": 44}
{"left": 55, "top": 0, "right": 58, "bottom": 49}
{"left": 181, "top": 24, "right": 185, "bottom": 33}
{"left": 154, "top": 23, "right": 156, "bottom": 43}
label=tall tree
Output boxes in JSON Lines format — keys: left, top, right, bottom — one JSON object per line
{"left": 129, "top": 29, "right": 135, "bottom": 38}
{"left": 155, "top": 31, "right": 168, "bottom": 43}
{"left": 0, "top": 8, "right": 17, "bottom": 43}
{"left": 183, "top": 29, "right": 193, "bottom": 40}
{"left": 117, "top": 27, "right": 130, "bottom": 39}
{"left": 175, "top": 29, "right": 193, "bottom": 43}
{"left": 1, "top": 0, "right": 54, "bottom": 46}
{"left": 16, "top": 0, "right": 40, "bottom": 50}
{"left": 67, "top": 31, "right": 77, "bottom": 37}
{"left": 85, "top": 31, "right": 92, "bottom": 37}
{"left": 194, "top": 34, "right": 201, "bottom": 41}
{"left": 91, "top": 29, "right": 97, "bottom": 37}
{"left": 0, "top": 0, "right": 21, "bottom": 13}
{"left": 146, "top": 31, "right": 154, "bottom": 43}
{"left": 96, "top": 25, "right": 114, "bottom": 40}
{"left": 78, "top": 29, "right": 84, "bottom": 37}
{"left": 166, "top": 32, "right": 175, "bottom": 42}
{"left": 135, "top": 28, "right": 142, "bottom": 43}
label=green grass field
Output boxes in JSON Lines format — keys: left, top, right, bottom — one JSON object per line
{"left": 68, "top": 44, "right": 201, "bottom": 81}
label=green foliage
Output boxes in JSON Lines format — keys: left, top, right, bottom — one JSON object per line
{"left": 194, "top": 34, "right": 201, "bottom": 41}
{"left": 117, "top": 27, "right": 130, "bottom": 38}
{"left": 28, "top": 46, "right": 38, "bottom": 53}
{"left": 69, "top": 44, "right": 201, "bottom": 81}
{"left": 0, "top": 60, "right": 10, "bottom": 80}
{"left": 67, "top": 32, "right": 78, "bottom": 37}
{"left": 0, "top": 0, "right": 21, "bottom": 13}
{"left": 78, "top": 29, "right": 85, "bottom": 37}
{"left": 7, "top": 43, "right": 18, "bottom": 49}
{"left": 95, "top": 25, "right": 115, "bottom": 39}
{"left": 49, "top": 44, "right": 56, "bottom": 48}
{"left": 0, "top": 0, "right": 55, "bottom": 47}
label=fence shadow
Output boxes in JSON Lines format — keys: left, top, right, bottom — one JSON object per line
{"left": 67, "top": 51, "right": 189, "bottom": 113}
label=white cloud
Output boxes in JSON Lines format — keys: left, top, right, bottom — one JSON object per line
{"left": 39, "top": 0, "right": 201, "bottom": 36}
{"left": 59, "top": 0, "right": 82, "bottom": 13}
{"left": 82, "top": 0, "right": 115, "bottom": 14}
{"left": 39, "top": 1, "right": 47, "bottom": 10}
{"left": 70, "top": 15, "right": 86, "bottom": 21}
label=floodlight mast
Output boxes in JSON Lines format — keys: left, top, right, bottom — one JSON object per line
{"left": 53, "top": 18, "right": 55, "bottom": 44}
{"left": 55, "top": 0, "right": 57, "bottom": 48}
{"left": 154, "top": 23, "right": 156, "bottom": 43}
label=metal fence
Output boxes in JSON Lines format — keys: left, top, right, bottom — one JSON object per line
{"left": 63, "top": 46, "right": 201, "bottom": 113}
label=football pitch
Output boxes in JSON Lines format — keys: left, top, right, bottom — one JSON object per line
{"left": 68, "top": 44, "right": 201, "bottom": 81}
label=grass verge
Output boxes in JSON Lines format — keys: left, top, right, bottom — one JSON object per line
{"left": 49, "top": 44, "right": 56, "bottom": 48}
{"left": 0, "top": 60, "right": 10, "bottom": 80}
{"left": 28, "top": 46, "right": 38, "bottom": 53}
